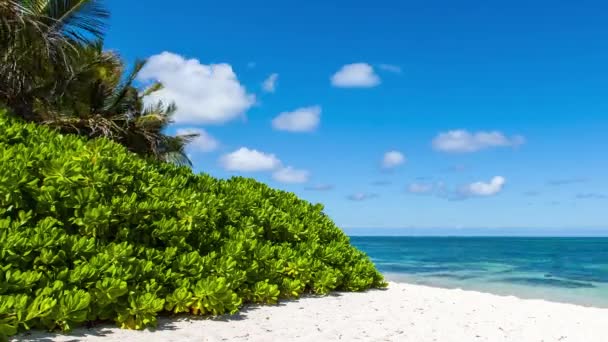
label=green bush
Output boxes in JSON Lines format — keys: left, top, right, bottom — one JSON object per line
{"left": 0, "top": 110, "right": 385, "bottom": 338}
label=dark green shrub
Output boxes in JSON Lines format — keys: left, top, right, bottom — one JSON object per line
{"left": 0, "top": 109, "right": 385, "bottom": 338}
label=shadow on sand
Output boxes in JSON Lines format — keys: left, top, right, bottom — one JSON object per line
{"left": 12, "top": 294, "right": 350, "bottom": 341}
{"left": 12, "top": 290, "right": 390, "bottom": 341}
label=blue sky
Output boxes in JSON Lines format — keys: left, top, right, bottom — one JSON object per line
{"left": 105, "top": 0, "right": 608, "bottom": 233}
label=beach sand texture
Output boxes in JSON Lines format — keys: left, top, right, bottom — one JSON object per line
{"left": 14, "top": 282, "right": 608, "bottom": 342}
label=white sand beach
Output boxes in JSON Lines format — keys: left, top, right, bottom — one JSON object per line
{"left": 15, "top": 282, "right": 608, "bottom": 342}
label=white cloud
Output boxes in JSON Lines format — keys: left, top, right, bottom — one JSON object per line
{"left": 272, "top": 166, "right": 310, "bottom": 184}
{"left": 408, "top": 182, "right": 434, "bottom": 194}
{"left": 348, "top": 193, "right": 378, "bottom": 201}
{"left": 176, "top": 128, "right": 219, "bottom": 152}
{"left": 219, "top": 147, "right": 310, "bottom": 183}
{"left": 138, "top": 52, "right": 255, "bottom": 125}
{"left": 262, "top": 73, "right": 278, "bottom": 93}
{"left": 331, "top": 63, "right": 380, "bottom": 88}
{"left": 432, "top": 130, "right": 525, "bottom": 153}
{"left": 464, "top": 176, "right": 506, "bottom": 196}
{"left": 219, "top": 147, "right": 281, "bottom": 172}
{"left": 382, "top": 151, "right": 406, "bottom": 169}
{"left": 378, "top": 64, "right": 402, "bottom": 73}
{"left": 404, "top": 178, "right": 507, "bottom": 200}
{"left": 272, "top": 106, "right": 321, "bottom": 132}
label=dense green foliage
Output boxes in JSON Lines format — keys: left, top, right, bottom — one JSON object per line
{"left": 1, "top": 2, "right": 384, "bottom": 339}
{"left": 0, "top": 111, "right": 386, "bottom": 338}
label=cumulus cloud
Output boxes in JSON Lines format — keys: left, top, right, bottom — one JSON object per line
{"left": 219, "top": 147, "right": 310, "bottom": 184}
{"left": 404, "top": 178, "right": 507, "bottom": 200}
{"left": 378, "top": 64, "right": 402, "bottom": 73}
{"left": 408, "top": 182, "right": 434, "bottom": 194}
{"left": 348, "top": 193, "right": 378, "bottom": 201}
{"left": 381, "top": 151, "right": 406, "bottom": 169}
{"left": 331, "top": 63, "right": 380, "bottom": 88}
{"left": 432, "top": 130, "right": 525, "bottom": 153}
{"left": 219, "top": 147, "right": 281, "bottom": 172}
{"left": 464, "top": 176, "right": 506, "bottom": 196}
{"left": 272, "top": 166, "right": 310, "bottom": 184}
{"left": 262, "top": 73, "right": 278, "bottom": 93}
{"left": 272, "top": 106, "right": 321, "bottom": 132}
{"left": 176, "top": 128, "right": 219, "bottom": 152}
{"left": 138, "top": 52, "right": 255, "bottom": 124}
{"left": 305, "top": 184, "right": 334, "bottom": 191}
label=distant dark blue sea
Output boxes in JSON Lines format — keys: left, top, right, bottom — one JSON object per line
{"left": 350, "top": 237, "right": 608, "bottom": 307}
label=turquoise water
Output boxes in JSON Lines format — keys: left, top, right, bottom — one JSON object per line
{"left": 350, "top": 237, "right": 608, "bottom": 308}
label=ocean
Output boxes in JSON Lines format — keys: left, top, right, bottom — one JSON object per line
{"left": 350, "top": 236, "right": 608, "bottom": 308}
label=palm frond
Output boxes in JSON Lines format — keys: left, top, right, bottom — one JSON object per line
{"left": 160, "top": 135, "right": 193, "bottom": 166}
{"left": 104, "top": 59, "right": 145, "bottom": 113}
{"left": 42, "top": 0, "right": 109, "bottom": 43}
{"left": 141, "top": 82, "right": 163, "bottom": 97}
{"left": 0, "top": 0, "right": 109, "bottom": 114}
{"left": 0, "top": 4, "right": 191, "bottom": 166}
{"left": 42, "top": 111, "right": 126, "bottom": 139}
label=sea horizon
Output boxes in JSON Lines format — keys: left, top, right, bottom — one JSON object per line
{"left": 345, "top": 227, "right": 608, "bottom": 237}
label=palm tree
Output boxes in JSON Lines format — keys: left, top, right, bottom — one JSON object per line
{"left": 37, "top": 44, "right": 195, "bottom": 165}
{"left": 1, "top": 1, "right": 195, "bottom": 165}
{"left": 0, "top": 0, "right": 109, "bottom": 118}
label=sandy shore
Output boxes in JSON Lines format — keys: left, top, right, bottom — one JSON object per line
{"left": 14, "top": 282, "right": 608, "bottom": 342}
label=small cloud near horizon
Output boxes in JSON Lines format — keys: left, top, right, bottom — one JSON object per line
{"left": 463, "top": 176, "right": 506, "bottom": 197}
{"left": 405, "top": 177, "right": 507, "bottom": 200}
{"left": 432, "top": 130, "right": 525, "bottom": 153}
{"left": 381, "top": 151, "right": 406, "bottom": 169}
{"left": 272, "top": 166, "right": 310, "bottom": 184}
{"left": 220, "top": 148, "right": 310, "bottom": 184}
{"left": 219, "top": 147, "right": 280, "bottom": 172}
{"left": 331, "top": 63, "right": 380, "bottom": 88}
{"left": 348, "top": 193, "right": 378, "bottom": 201}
